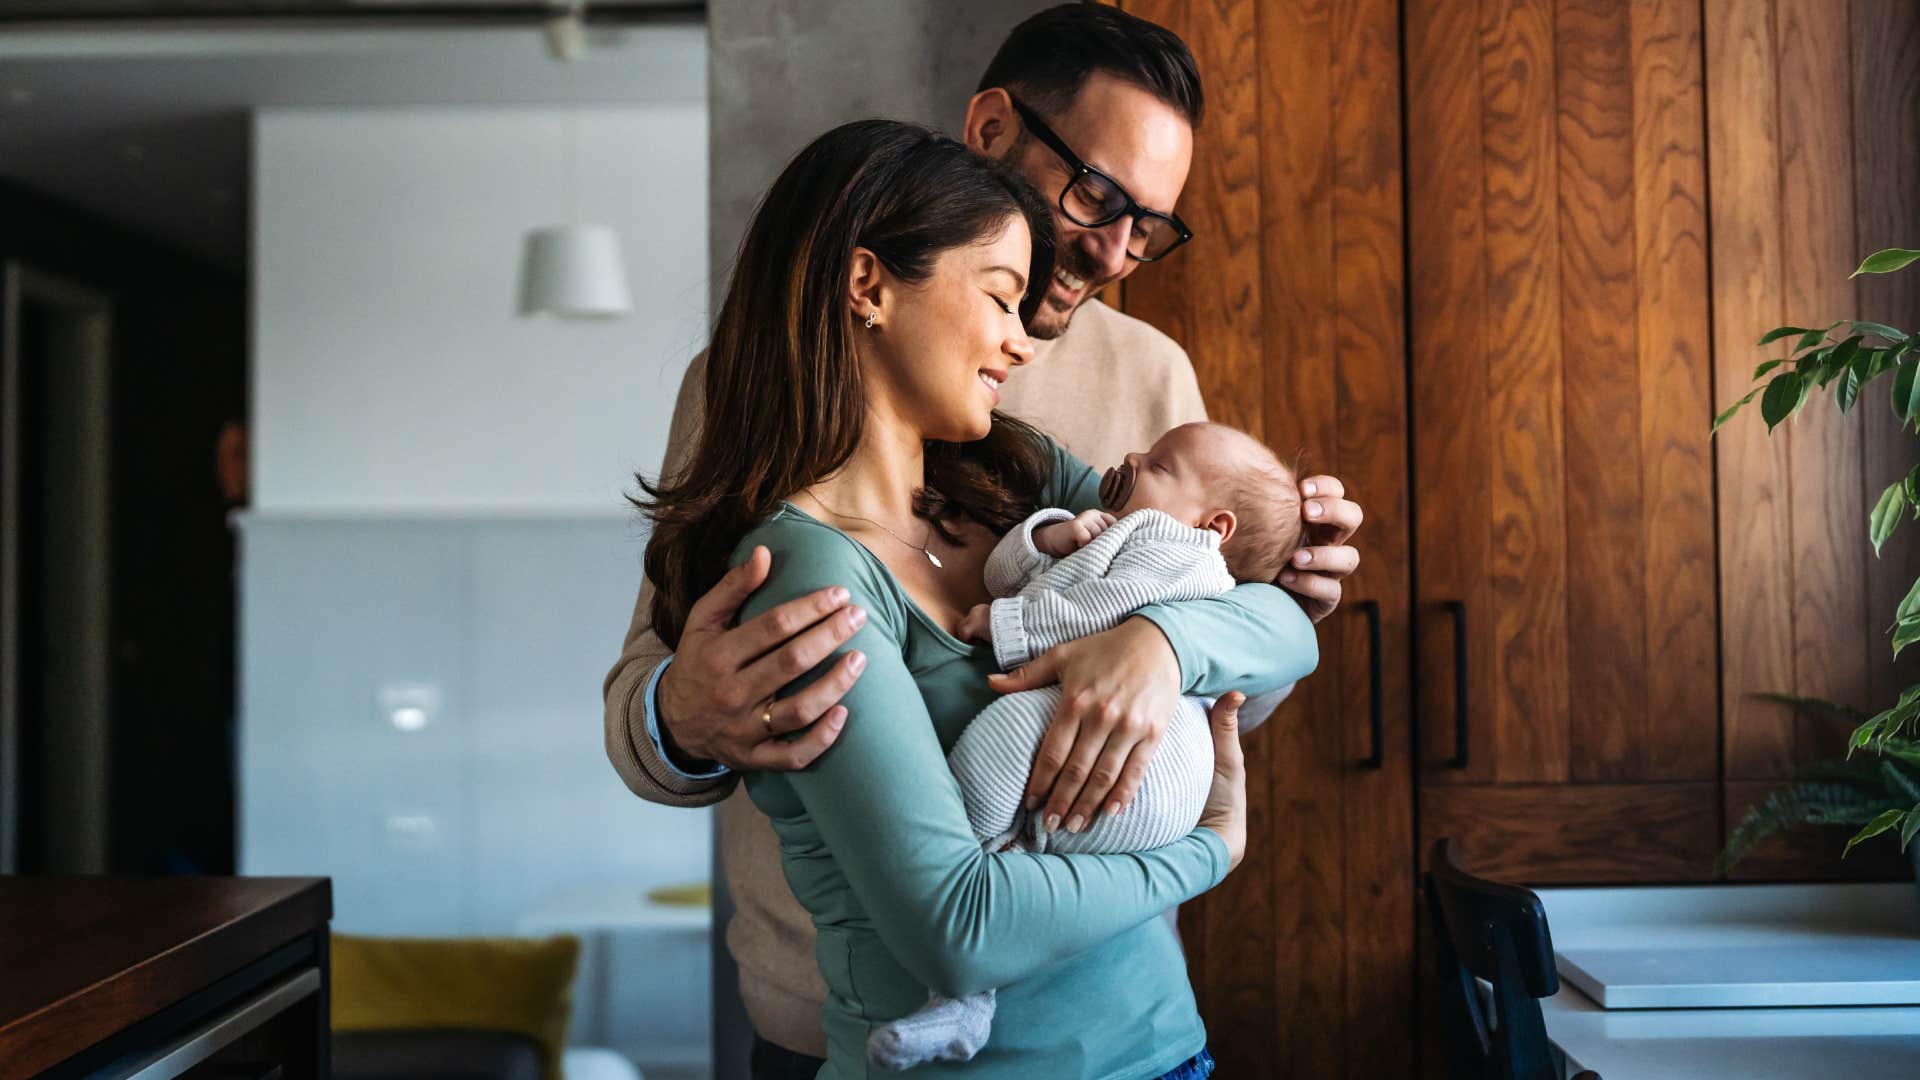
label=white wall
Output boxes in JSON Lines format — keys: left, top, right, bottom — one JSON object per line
{"left": 253, "top": 103, "right": 707, "bottom": 513}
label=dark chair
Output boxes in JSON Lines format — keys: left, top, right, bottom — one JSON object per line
{"left": 1423, "top": 838, "right": 1599, "bottom": 1080}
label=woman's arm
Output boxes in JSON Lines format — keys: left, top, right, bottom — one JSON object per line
{"left": 739, "top": 526, "right": 1231, "bottom": 999}
{"left": 1041, "top": 440, "right": 1320, "bottom": 697}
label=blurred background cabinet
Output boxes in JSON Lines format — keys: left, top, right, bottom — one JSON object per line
{"left": 1112, "top": 0, "right": 1920, "bottom": 1072}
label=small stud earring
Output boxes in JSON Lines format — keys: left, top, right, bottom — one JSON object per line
{"left": 864, "top": 310, "right": 878, "bottom": 329}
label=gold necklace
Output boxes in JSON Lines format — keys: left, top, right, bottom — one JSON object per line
{"left": 807, "top": 494, "right": 944, "bottom": 569}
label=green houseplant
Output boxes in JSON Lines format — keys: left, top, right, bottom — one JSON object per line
{"left": 1714, "top": 246, "right": 1920, "bottom": 871}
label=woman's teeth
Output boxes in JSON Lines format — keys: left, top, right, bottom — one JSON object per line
{"left": 979, "top": 372, "right": 1001, "bottom": 393}
{"left": 1055, "top": 268, "right": 1088, "bottom": 292}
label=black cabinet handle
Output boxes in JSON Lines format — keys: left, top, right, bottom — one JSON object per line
{"left": 1444, "top": 600, "right": 1468, "bottom": 768}
{"left": 1356, "top": 600, "right": 1382, "bottom": 768}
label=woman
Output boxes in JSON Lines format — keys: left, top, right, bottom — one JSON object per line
{"left": 643, "top": 120, "right": 1316, "bottom": 1078}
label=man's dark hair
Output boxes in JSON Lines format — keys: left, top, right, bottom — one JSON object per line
{"left": 978, "top": 3, "right": 1203, "bottom": 127}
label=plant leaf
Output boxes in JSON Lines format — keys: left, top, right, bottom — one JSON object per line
{"left": 1901, "top": 809, "right": 1920, "bottom": 851}
{"left": 1761, "top": 370, "right": 1808, "bottom": 430}
{"left": 1844, "top": 808, "right": 1907, "bottom": 856}
{"left": 1852, "top": 248, "right": 1920, "bottom": 277}
{"left": 1871, "top": 481, "right": 1907, "bottom": 555}
{"left": 1821, "top": 336, "right": 1864, "bottom": 386}
{"left": 1712, "top": 387, "right": 1764, "bottom": 432}
{"left": 1900, "top": 577, "right": 1920, "bottom": 626}
{"left": 1795, "top": 327, "right": 1834, "bottom": 353}
{"left": 1839, "top": 366, "right": 1864, "bottom": 412}
{"left": 1884, "top": 759, "right": 1920, "bottom": 807}
{"left": 1753, "top": 357, "right": 1787, "bottom": 381}
{"left": 1893, "top": 614, "right": 1920, "bottom": 659}
{"left": 1719, "top": 783, "right": 1895, "bottom": 872}
{"left": 1851, "top": 320, "right": 1911, "bottom": 343}
{"left": 1896, "top": 359, "right": 1920, "bottom": 426}
{"left": 1758, "top": 325, "right": 1815, "bottom": 346}
{"left": 1755, "top": 691, "right": 1872, "bottom": 725}
{"left": 1907, "top": 465, "right": 1920, "bottom": 516}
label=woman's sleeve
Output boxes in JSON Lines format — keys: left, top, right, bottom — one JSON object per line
{"left": 1039, "top": 438, "right": 1322, "bottom": 697}
{"left": 738, "top": 529, "right": 1231, "bottom": 999}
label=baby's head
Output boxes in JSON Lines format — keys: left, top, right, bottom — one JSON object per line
{"left": 1099, "top": 422, "right": 1305, "bottom": 584}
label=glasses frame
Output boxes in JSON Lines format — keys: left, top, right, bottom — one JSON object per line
{"left": 1004, "top": 94, "right": 1194, "bottom": 263}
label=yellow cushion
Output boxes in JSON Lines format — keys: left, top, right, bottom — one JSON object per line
{"left": 330, "top": 933, "right": 580, "bottom": 1080}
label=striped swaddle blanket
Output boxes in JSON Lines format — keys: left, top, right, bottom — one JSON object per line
{"left": 949, "top": 507, "right": 1236, "bottom": 854}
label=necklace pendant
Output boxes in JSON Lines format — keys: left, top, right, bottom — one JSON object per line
{"left": 925, "top": 550, "right": 944, "bottom": 568}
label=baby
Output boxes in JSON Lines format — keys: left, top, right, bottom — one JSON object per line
{"left": 868, "top": 421, "right": 1310, "bottom": 1070}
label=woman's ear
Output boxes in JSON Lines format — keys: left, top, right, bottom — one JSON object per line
{"left": 962, "top": 88, "right": 1019, "bottom": 159}
{"left": 1202, "top": 509, "right": 1237, "bottom": 545}
{"left": 848, "top": 247, "right": 886, "bottom": 328}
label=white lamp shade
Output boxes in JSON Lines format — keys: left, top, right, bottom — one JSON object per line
{"left": 518, "top": 223, "right": 633, "bottom": 318}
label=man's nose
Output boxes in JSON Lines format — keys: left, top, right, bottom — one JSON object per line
{"left": 1081, "top": 218, "right": 1134, "bottom": 282}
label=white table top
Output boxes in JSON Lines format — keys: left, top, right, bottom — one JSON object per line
{"left": 1540, "top": 983, "right": 1920, "bottom": 1079}
{"left": 512, "top": 882, "right": 712, "bottom": 936}
{"left": 1541, "top": 883, "right": 1920, "bottom": 1008}
{"left": 1534, "top": 883, "right": 1920, "bottom": 1077}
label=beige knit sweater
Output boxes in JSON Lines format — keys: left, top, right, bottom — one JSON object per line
{"left": 601, "top": 298, "right": 1207, "bottom": 1057}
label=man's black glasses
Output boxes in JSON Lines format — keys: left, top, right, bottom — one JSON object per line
{"left": 1006, "top": 95, "right": 1194, "bottom": 263}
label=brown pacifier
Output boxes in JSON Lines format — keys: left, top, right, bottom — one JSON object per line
{"left": 1099, "top": 462, "right": 1134, "bottom": 511}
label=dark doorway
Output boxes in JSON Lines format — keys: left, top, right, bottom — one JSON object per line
{"left": 3, "top": 263, "right": 114, "bottom": 874}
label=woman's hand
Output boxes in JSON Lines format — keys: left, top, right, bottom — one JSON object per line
{"left": 987, "top": 617, "right": 1180, "bottom": 835}
{"left": 1197, "top": 692, "right": 1248, "bottom": 871}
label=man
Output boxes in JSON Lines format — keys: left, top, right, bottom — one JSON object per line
{"left": 603, "top": 6, "right": 1364, "bottom": 1075}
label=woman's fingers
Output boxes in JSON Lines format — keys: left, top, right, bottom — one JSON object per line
{"left": 1039, "top": 722, "right": 1112, "bottom": 833}
{"left": 1200, "top": 692, "right": 1248, "bottom": 870}
{"left": 1209, "top": 692, "right": 1246, "bottom": 777}
{"left": 1023, "top": 711, "right": 1082, "bottom": 820}
{"left": 1065, "top": 731, "right": 1154, "bottom": 831}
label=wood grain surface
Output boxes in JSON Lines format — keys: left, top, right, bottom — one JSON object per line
{"left": 0, "top": 876, "right": 330, "bottom": 1077}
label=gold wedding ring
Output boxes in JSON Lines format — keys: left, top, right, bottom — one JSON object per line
{"left": 761, "top": 705, "right": 774, "bottom": 734}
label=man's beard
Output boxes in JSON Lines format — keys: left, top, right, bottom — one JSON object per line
{"left": 1029, "top": 252, "right": 1107, "bottom": 340}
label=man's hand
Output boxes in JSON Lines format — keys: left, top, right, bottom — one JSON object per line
{"left": 656, "top": 545, "right": 867, "bottom": 772}
{"left": 958, "top": 602, "right": 994, "bottom": 644}
{"left": 1033, "top": 509, "right": 1116, "bottom": 557}
{"left": 987, "top": 616, "right": 1181, "bottom": 835}
{"left": 1281, "top": 474, "right": 1363, "bottom": 623}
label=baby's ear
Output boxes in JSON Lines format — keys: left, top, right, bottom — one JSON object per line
{"left": 1202, "top": 509, "right": 1236, "bottom": 544}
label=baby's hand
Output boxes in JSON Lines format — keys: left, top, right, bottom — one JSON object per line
{"left": 958, "top": 602, "right": 994, "bottom": 643}
{"left": 1034, "top": 509, "right": 1117, "bottom": 557}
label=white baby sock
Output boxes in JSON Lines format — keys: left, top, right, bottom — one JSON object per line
{"left": 866, "top": 988, "right": 997, "bottom": 1070}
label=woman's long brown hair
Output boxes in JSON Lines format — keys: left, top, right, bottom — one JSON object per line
{"left": 638, "top": 120, "right": 1058, "bottom": 648}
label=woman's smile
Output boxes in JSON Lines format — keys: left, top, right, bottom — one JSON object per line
{"left": 978, "top": 367, "right": 1007, "bottom": 405}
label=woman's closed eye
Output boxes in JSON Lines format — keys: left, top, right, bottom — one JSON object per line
{"left": 986, "top": 291, "right": 1016, "bottom": 315}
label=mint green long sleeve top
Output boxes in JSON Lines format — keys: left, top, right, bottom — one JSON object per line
{"left": 737, "top": 440, "right": 1319, "bottom": 1079}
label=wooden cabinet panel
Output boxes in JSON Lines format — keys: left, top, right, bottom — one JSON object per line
{"left": 1410, "top": 0, "right": 1718, "bottom": 796}
{"left": 1708, "top": 0, "right": 1920, "bottom": 796}
{"left": 1630, "top": 0, "right": 1719, "bottom": 781}
{"left": 1853, "top": 0, "right": 1920, "bottom": 712}
{"left": 1422, "top": 784, "right": 1721, "bottom": 884}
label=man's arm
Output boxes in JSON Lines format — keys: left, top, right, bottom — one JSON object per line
{"left": 603, "top": 352, "right": 867, "bottom": 806}
{"left": 603, "top": 353, "right": 737, "bottom": 807}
